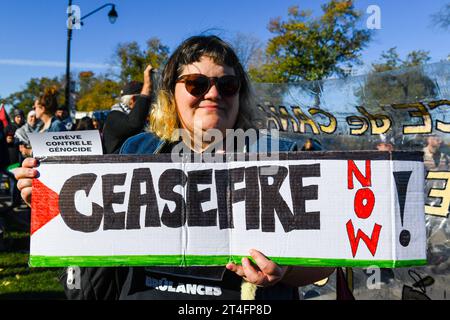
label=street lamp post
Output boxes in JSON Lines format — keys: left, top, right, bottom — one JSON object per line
{"left": 65, "top": 1, "right": 118, "bottom": 112}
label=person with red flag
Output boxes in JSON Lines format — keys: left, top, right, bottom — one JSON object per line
{"left": 0, "top": 104, "right": 10, "bottom": 129}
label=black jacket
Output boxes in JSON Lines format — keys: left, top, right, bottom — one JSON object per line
{"left": 0, "top": 122, "right": 10, "bottom": 169}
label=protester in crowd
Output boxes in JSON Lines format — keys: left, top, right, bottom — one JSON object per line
{"left": 423, "top": 134, "right": 449, "bottom": 171}
{"left": 34, "top": 87, "right": 67, "bottom": 133}
{"left": 0, "top": 122, "right": 8, "bottom": 169}
{"left": 5, "top": 129, "right": 19, "bottom": 166}
{"left": 75, "top": 116, "right": 95, "bottom": 131}
{"left": 374, "top": 133, "right": 396, "bottom": 152}
{"left": 91, "top": 113, "right": 104, "bottom": 133}
{"left": 102, "top": 68, "right": 153, "bottom": 154}
{"left": 4, "top": 108, "right": 25, "bottom": 137}
{"left": 0, "top": 122, "right": 11, "bottom": 210}
{"left": 422, "top": 134, "right": 449, "bottom": 216}
{"left": 15, "top": 35, "right": 333, "bottom": 300}
{"left": 15, "top": 110, "right": 42, "bottom": 158}
{"left": 1, "top": 123, "right": 20, "bottom": 207}
{"left": 376, "top": 141, "right": 395, "bottom": 151}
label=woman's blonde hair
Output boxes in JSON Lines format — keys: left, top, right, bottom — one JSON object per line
{"left": 150, "top": 35, "right": 261, "bottom": 141}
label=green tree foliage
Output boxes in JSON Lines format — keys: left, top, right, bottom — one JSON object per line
{"left": 371, "top": 47, "right": 432, "bottom": 72}
{"left": 359, "top": 47, "right": 436, "bottom": 108}
{"left": 78, "top": 71, "right": 96, "bottom": 97}
{"left": 355, "top": 48, "right": 436, "bottom": 146}
{"left": 114, "top": 37, "right": 169, "bottom": 83}
{"left": 2, "top": 77, "right": 63, "bottom": 116}
{"left": 250, "top": 1, "right": 372, "bottom": 83}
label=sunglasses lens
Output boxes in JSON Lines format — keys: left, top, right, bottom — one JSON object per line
{"left": 181, "top": 74, "right": 240, "bottom": 97}
{"left": 185, "top": 75, "right": 210, "bottom": 97}
{"left": 218, "top": 76, "right": 240, "bottom": 97}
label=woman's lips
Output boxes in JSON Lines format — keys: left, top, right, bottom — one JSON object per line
{"left": 200, "top": 104, "right": 223, "bottom": 111}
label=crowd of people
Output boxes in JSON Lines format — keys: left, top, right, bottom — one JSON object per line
{"left": 0, "top": 68, "right": 152, "bottom": 181}
{"left": 0, "top": 66, "right": 153, "bottom": 254}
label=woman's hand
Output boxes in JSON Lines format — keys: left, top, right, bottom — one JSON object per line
{"left": 141, "top": 64, "right": 154, "bottom": 96}
{"left": 226, "top": 249, "right": 289, "bottom": 287}
{"left": 14, "top": 157, "right": 39, "bottom": 207}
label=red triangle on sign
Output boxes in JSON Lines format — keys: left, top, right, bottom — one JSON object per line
{"left": 31, "top": 179, "right": 60, "bottom": 235}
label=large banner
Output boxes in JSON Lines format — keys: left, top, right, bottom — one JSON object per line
{"left": 30, "top": 152, "right": 426, "bottom": 268}
{"left": 251, "top": 62, "right": 449, "bottom": 300}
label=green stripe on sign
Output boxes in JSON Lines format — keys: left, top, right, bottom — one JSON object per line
{"left": 29, "top": 255, "right": 427, "bottom": 268}
{"left": 7, "top": 163, "right": 20, "bottom": 172}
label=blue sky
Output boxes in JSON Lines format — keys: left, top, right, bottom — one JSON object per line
{"left": 0, "top": 0, "right": 449, "bottom": 101}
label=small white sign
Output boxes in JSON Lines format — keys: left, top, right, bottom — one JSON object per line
{"left": 29, "top": 131, "right": 103, "bottom": 157}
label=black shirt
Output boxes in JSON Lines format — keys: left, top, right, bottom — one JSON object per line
{"left": 102, "top": 95, "right": 152, "bottom": 154}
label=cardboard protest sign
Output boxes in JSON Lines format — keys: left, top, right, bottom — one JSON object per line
{"left": 29, "top": 130, "right": 103, "bottom": 157}
{"left": 30, "top": 152, "right": 427, "bottom": 268}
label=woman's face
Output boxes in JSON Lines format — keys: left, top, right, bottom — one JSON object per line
{"left": 174, "top": 56, "right": 240, "bottom": 137}
{"left": 34, "top": 100, "right": 44, "bottom": 119}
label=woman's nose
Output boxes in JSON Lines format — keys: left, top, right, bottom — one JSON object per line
{"left": 203, "top": 81, "right": 221, "bottom": 99}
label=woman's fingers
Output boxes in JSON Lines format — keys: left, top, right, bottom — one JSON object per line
{"left": 241, "top": 257, "right": 267, "bottom": 286}
{"left": 14, "top": 158, "right": 38, "bottom": 180}
{"left": 14, "top": 157, "right": 39, "bottom": 207}
{"left": 17, "top": 178, "right": 33, "bottom": 191}
{"left": 227, "top": 259, "right": 263, "bottom": 285}
{"left": 226, "top": 250, "right": 286, "bottom": 287}
{"left": 20, "top": 187, "right": 32, "bottom": 207}
{"left": 226, "top": 262, "right": 245, "bottom": 278}
{"left": 249, "top": 249, "right": 279, "bottom": 276}
{"left": 22, "top": 157, "right": 38, "bottom": 169}
{"left": 14, "top": 167, "right": 38, "bottom": 181}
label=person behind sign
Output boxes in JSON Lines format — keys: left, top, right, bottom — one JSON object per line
{"left": 54, "top": 105, "right": 74, "bottom": 131}
{"left": 15, "top": 35, "right": 333, "bottom": 300}
{"left": 423, "top": 134, "right": 449, "bottom": 171}
{"left": 15, "top": 110, "right": 43, "bottom": 158}
{"left": 102, "top": 69, "right": 153, "bottom": 154}
{"left": 75, "top": 116, "right": 95, "bottom": 131}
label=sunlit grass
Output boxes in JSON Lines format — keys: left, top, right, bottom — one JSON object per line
{"left": 0, "top": 229, "right": 65, "bottom": 299}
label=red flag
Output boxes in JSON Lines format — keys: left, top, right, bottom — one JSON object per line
{"left": 0, "top": 104, "right": 10, "bottom": 128}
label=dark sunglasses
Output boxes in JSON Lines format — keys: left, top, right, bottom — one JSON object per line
{"left": 176, "top": 74, "right": 240, "bottom": 98}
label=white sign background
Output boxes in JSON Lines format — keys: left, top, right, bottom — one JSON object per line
{"left": 30, "top": 153, "right": 427, "bottom": 267}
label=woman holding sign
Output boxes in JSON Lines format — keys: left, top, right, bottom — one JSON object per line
{"left": 16, "top": 35, "right": 333, "bottom": 300}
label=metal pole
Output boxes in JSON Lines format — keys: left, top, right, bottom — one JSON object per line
{"left": 80, "top": 3, "right": 114, "bottom": 21}
{"left": 65, "top": 0, "right": 73, "bottom": 110}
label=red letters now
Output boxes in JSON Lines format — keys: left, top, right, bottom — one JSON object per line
{"left": 348, "top": 160, "right": 371, "bottom": 189}
{"left": 346, "top": 220, "right": 382, "bottom": 257}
